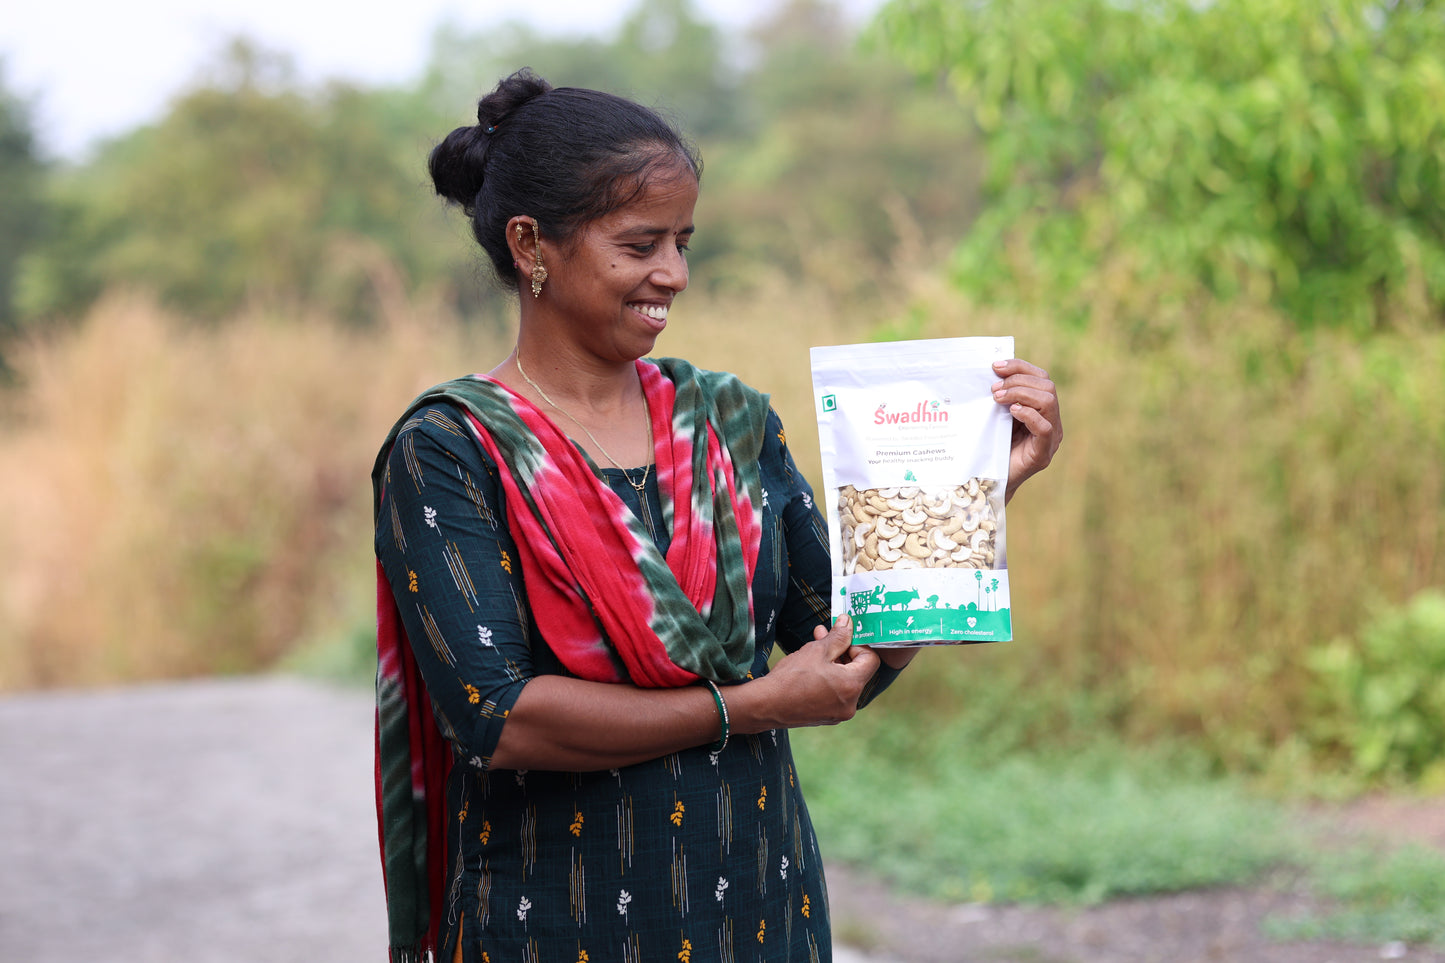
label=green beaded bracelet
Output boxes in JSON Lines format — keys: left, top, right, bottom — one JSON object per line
{"left": 702, "top": 679, "right": 730, "bottom": 754}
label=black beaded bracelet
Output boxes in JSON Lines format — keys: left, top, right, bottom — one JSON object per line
{"left": 702, "top": 679, "right": 730, "bottom": 753}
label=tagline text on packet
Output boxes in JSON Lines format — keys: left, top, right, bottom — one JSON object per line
{"left": 868, "top": 449, "right": 952, "bottom": 466}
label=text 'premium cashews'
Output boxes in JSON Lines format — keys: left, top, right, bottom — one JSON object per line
{"left": 811, "top": 337, "right": 1014, "bottom": 645}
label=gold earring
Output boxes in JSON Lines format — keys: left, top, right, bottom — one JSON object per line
{"left": 529, "top": 221, "right": 548, "bottom": 298}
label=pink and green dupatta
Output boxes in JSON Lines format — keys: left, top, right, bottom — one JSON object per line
{"left": 372, "top": 357, "right": 770, "bottom": 961}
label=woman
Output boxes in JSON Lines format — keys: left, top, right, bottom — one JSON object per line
{"left": 373, "top": 69, "right": 1061, "bottom": 963}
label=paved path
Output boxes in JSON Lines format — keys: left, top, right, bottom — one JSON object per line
{"left": 0, "top": 677, "right": 889, "bottom": 963}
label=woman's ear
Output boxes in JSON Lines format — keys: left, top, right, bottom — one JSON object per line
{"left": 506, "top": 216, "right": 538, "bottom": 275}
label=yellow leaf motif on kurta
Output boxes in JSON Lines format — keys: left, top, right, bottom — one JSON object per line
{"left": 678, "top": 937, "right": 692, "bottom": 962}
{"left": 670, "top": 801, "right": 685, "bottom": 826}
{"left": 757, "top": 786, "right": 767, "bottom": 810}
{"left": 569, "top": 812, "right": 584, "bottom": 836}
{"left": 407, "top": 570, "right": 418, "bottom": 592}
{"left": 464, "top": 683, "right": 481, "bottom": 705}
{"left": 499, "top": 550, "right": 513, "bottom": 574}
{"left": 757, "top": 919, "right": 766, "bottom": 943}
{"left": 802, "top": 894, "right": 810, "bottom": 918}
{"left": 479, "top": 819, "right": 491, "bottom": 845}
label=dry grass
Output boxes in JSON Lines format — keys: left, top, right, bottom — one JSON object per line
{"left": 0, "top": 290, "right": 504, "bottom": 686}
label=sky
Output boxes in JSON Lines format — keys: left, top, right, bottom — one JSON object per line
{"left": 1, "top": 0, "right": 884, "bottom": 161}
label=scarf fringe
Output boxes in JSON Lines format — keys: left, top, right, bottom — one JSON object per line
{"left": 389, "top": 945, "right": 432, "bottom": 963}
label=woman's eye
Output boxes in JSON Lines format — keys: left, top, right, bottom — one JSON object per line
{"left": 631, "top": 243, "right": 656, "bottom": 255}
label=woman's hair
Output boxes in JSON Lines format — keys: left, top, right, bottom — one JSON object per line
{"left": 429, "top": 68, "right": 702, "bottom": 290}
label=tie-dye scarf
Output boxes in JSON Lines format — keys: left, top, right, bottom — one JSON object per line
{"left": 372, "top": 357, "right": 769, "bottom": 961}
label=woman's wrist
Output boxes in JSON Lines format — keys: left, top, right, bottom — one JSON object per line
{"left": 700, "top": 680, "right": 730, "bottom": 752}
{"left": 713, "top": 675, "right": 775, "bottom": 737}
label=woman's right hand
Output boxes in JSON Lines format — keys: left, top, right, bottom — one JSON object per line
{"left": 729, "top": 616, "right": 880, "bottom": 732}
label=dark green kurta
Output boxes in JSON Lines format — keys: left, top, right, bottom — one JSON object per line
{"left": 375, "top": 399, "right": 899, "bottom": 963}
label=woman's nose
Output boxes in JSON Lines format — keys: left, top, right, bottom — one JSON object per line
{"left": 655, "top": 246, "right": 689, "bottom": 292}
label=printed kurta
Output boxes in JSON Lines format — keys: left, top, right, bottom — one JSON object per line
{"left": 375, "top": 397, "right": 900, "bottom": 963}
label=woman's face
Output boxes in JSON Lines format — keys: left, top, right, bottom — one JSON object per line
{"left": 543, "top": 161, "right": 698, "bottom": 363}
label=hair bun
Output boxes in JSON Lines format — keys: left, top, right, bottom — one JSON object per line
{"left": 429, "top": 126, "right": 489, "bottom": 211}
{"left": 476, "top": 67, "right": 553, "bottom": 130}
{"left": 430, "top": 68, "right": 554, "bottom": 212}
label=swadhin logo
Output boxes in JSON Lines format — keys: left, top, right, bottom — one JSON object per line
{"left": 821, "top": 394, "right": 837, "bottom": 412}
{"left": 874, "top": 399, "right": 948, "bottom": 425}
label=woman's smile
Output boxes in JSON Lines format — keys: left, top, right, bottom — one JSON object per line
{"left": 630, "top": 302, "right": 669, "bottom": 323}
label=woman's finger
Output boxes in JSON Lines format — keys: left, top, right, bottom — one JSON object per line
{"left": 843, "top": 643, "right": 880, "bottom": 675}
{"left": 996, "top": 384, "right": 1058, "bottom": 417}
{"left": 992, "top": 358, "right": 1048, "bottom": 380}
{"left": 1009, "top": 402, "right": 1055, "bottom": 438}
{"left": 820, "top": 615, "right": 854, "bottom": 659}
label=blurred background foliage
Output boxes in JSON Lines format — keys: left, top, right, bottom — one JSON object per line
{"left": 1, "top": 0, "right": 1444, "bottom": 803}
{"left": 873, "top": 0, "right": 1445, "bottom": 333}
{"left": 4, "top": 0, "right": 979, "bottom": 336}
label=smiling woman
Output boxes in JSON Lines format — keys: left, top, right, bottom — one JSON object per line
{"left": 369, "top": 67, "right": 1061, "bottom": 963}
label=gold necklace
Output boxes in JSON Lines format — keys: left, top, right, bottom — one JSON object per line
{"left": 515, "top": 350, "right": 653, "bottom": 494}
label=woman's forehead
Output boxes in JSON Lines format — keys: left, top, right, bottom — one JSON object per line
{"left": 599, "top": 168, "right": 699, "bottom": 228}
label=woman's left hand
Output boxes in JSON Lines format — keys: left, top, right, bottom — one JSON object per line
{"left": 992, "top": 358, "right": 1062, "bottom": 502}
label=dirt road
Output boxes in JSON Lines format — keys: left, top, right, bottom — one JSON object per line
{"left": 1, "top": 678, "right": 386, "bottom": 962}
{"left": 1, "top": 678, "right": 1439, "bottom": 962}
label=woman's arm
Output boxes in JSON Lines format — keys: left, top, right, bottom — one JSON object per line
{"left": 491, "top": 618, "right": 877, "bottom": 770}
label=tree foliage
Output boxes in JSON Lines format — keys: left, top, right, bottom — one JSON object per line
{"left": 872, "top": 0, "right": 1445, "bottom": 331}
{"left": 0, "top": 63, "right": 47, "bottom": 346}
{"left": 14, "top": 0, "right": 980, "bottom": 328}
{"left": 694, "top": 0, "right": 980, "bottom": 299}
{"left": 18, "top": 41, "right": 464, "bottom": 325}
{"left": 415, "top": 0, "right": 740, "bottom": 139}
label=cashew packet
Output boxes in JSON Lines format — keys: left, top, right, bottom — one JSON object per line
{"left": 811, "top": 337, "right": 1014, "bottom": 645}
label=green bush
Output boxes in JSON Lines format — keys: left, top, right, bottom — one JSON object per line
{"left": 1306, "top": 591, "right": 1445, "bottom": 787}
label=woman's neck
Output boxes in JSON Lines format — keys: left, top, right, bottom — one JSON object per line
{"left": 500, "top": 345, "right": 641, "bottom": 418}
